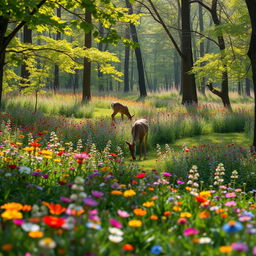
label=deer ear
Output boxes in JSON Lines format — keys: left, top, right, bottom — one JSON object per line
{"left": 126, "top": 141, "right": 130, "bottom": 146}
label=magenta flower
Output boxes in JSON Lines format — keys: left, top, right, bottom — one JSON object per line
{"left": 177, "top": 180, "right": 185, "bottom": 185}
{"left": 183, "top": 227, "right": 199, "bottom": 236}
{"left": 117, "top": 210, "right": 130, "bottom": 218}
{"left": 13, "top": 219, "right": 25, "bottom": 226}
{"left": 225, "top": 201, "right": 236, "bottom": 207}
{"left": 231, "top": 242, "right": 248, "bottom": 252}
{"left": 109, "top": 218, "right": 123, "bottom": 228}
{"left": 91, "top": 191, "right": 104, "bottom": 198}
{"left": 225, "top": 192, "right": 236, "bottom": 198}
{"left": 74, "top": 153, "right": 89, "bottom": 160}
{"left": 163, "top": 172, "right": 172, "bottom": 177}
{"left": 253, "top": 246, "right": 256, "bottom": 255}
{"left": 88, "top": 209, "right": 98, "bottom": 215}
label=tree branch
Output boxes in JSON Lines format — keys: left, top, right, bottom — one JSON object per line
{"left": 206, "top": 82, "right": 223, "bottom": 98}
{"left": 189, "top": 0, "right": 212, "bottom": 14}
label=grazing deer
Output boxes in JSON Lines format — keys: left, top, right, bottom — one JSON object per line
{"left": 126, "top": 119, "right": 149, "bottom": 160}
{"left": 111, "top": 102, "right": 134, "bottom": 122}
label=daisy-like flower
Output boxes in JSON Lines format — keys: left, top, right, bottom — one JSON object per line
{"left": 108, "top": 227, "right": 124, "bottom": 236}
{"left": 222, "top": 221, "right": 243, "bottom": 233}
{"left": 21, "top": 223, "right": 40, "bottom": 232}
{"left": 108, "top": 235, "right": 123, "bottom": 243}
{"left": 117, "top": 210, "right": 130, "bottom": 218}
{"left": 38, "top": 237, "right": 56, "bottom": 249}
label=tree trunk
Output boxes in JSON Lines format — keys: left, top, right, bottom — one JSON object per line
{"left": 82, "top": 10, "right": 92, "bottom": 102}
{"left": 245, "top": 77, "right": 251, "bottom": 97}
{"left": 97, "top": 23, "right": 104, "bottom": 92}
{"left": 245, "top": 0, "right": 256, "bottom": 148}
{"left": 126, "top": 0, "right": 147, "bottom": 98}
{"left": 21, "top": 25, "right": 32, "bottom": 87}
{"left": 198, "top": 2, "right": 206, "bottom": 95}
{"left": 130, "top": 50, "right": 134, "bottom": 91}
{"left": 124, "top": 27, "right": 130, "bottom": 92}
{"left": 53, "top": 7, "right": 61, "bottom": 93}
{"left": 181, "top": 0, "right": 198, "bottom": 105}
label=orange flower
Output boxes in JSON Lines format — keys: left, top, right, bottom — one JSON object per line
{"left": 42, "top": 202, "right": 66, "bottom": 215}
{"left": 220, "top": 213, "right": 228, "bottom": 218}
{"left": 216, "top": 208, "right": 225, "bottom": 214}
{"left": 133, "top": 208, "right": 147, "bottom": 216}
{"left": 148, "top": 187, "right": 154, "bottom": 191}
{"left": 29, "top": 217, "right": 40, "bottom": 223}
{"left": 23, "top": 205, "right": 32, "bottom": 211}
{"left": 192, "top": 238, "right": 199, "bottom": 243}
{"left": 122, "top": 244, "right": 134, "bottom": 251}
{"left": 111, "top": 190, "right": 123, "bottom": 195}
{"left": 28, "top": 231, "right": 44, "bottom": 238}
{"left": 219, "top": 246, "right": 232, "bottom": 253}
{"left": 1, "top": 202, "right": 23, "bottom": 211}
{"left": 150, "top": 215, "right": 158, "bottom": 220}
{"left": 143, "top": 201, "right": 155, "bottom": 207}
{"left": 199, "top": 211, "right": 210, "bottom": 219}
{"left": 173, "top": 206, "right": 182, "bottom": 212}
{"left": 2, "top": 244, "right": 13, "bottom": 251}
{"left": 57, "top": 248, "right": 66, "bottom": 254}
{"left": 164, "top": 211, "right": 171, "bottom": 216}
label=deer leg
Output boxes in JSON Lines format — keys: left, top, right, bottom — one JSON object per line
{"left": 121, "top": 114, "right": 124, "bottom": 121}
{"left": 144, "top": 134, "right": 148, "bottom": 160}
{"left": 139, "top": 142, "right": 142, "bottom": 160}
{"left": 111, "top": 111, "right": 117, "bottom": 122}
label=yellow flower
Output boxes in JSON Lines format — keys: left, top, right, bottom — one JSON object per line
{"left": 143, "top": 201, "right": 155, "bottom": 208}
{"left": 1, "top": 210, "right": 23, "bottom": 220}
{"left": 199, "top": 191, "right": 211, "bottom": 198}
{"left": 53, "top": 159, "right": 61, "bottom": 162}
{"left": 128, "top": 220, "right": 142, "bottom": 228}
{"left": 173, "top": 206, "right": 182, "bottom": 212}
{"left": 123, "top": 189, "right": 136, "bottom": 197}
{"left": 101, "top": 166, "right": 111, "bottom": 171}
{"left": 16, "top": 142, "right": 23, "bottom": 145}
{"left": 44, "top": 155, "right": 52, "bottom": 159}
{"left": 219, "top": 246, "right": 232, "bottom": 253}
{"left": 58, "top": 148, "right": 65, "bottom": 151}
{"left": 1, "top": 202, "right": 23, "bottom": 211}
{"left": 185, "top": 186, "right": 192, "bottom": 191}
{"left": 111, "top": 190, "right": 123, "bottom": 195}
{"left": 180, "top": 212, "right": 192, "bottom": 218}
{"left": 24, "top": 147, "right": 34, "bottom": 152}
{"left": 0, "top": 151, "right": 4, "bottom": 156}
{"left": 133, "top": 208, "right": 147, "bottom": 216}
{"left": 29, "top": 231, "right": 44, "bottom": 238}
{"left": 119, "top": 184, "right": 126, "bottom": 188}
{"left": 38, "top": 237, "right": 56, "bottom": 249}
{"left": 40, "top": 150, "right": 53, "bottom": 156}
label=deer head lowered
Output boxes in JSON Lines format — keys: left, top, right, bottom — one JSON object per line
{"left": 126, "top": 119, "right": 148, "bottom": 160}
{"left": 111, "top": 102, "right": 134, "bottom": 122}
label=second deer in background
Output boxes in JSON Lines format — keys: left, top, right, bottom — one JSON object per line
{"left": 111, "top": 102, "right": 134, "bottom": 122}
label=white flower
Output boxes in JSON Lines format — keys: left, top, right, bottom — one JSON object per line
{"left": 74, "top": 177, "right": 84, "bottom": 184}
{"left": 5, "top": 173, "right": 12, "bottom": 177}
{"left": 198, "top": 237, "right": 212, "bottom": 244}
{"left": 108, "top": 235, "right": 123, "bottom": 243}
{"left": 19, "top": 166, "right": 31, "bottom": 174}
{"left": 38, "top": 237, "right": 56, "bottom": 249}
{"left": 21, "top": 223, "right": 40, "bottom": 232}
{"left": 108, "top": 227, "right": 124, "bottom": 236}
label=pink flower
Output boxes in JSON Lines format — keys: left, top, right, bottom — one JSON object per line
{"left": 74, "top": 153, "right": 89, "bottom": 160}
{"left": 88, "top": 209, "right": 98, "bottom": 215}
{"left": 225, "top": 201, "right": 236, "bottom": 207}
{"left": 109, "top": 218, "right": 122, "bottom": 228}
{"left": 225, "top": 192, "right": 236, "bottom": 198}
{"left": 13, "top": 219, "right": 25, "bottom": 226}
{"left": 183, "top": 227, "right": 199, "bottom": 236}
{"left": 163, "top": 172, "right": 172, "bottom": 177}
{"left": 177, "top": 180, "right": 184, "bottom": 185}
{"left": 91, "top": 191, "right": 104, "bottom": 198}
{"left": 253, "top": 246, "right": 256, "bottom": 255}
{"left": 117, "top": 210, "right": 130, "bottom": 218}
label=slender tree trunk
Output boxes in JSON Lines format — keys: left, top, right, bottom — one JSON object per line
{"left": 198, "top": 2, "right": 206, "bottom": 95}
{"left": 21, "top": 25, "right": 32, "bottom": 87}
{"left": 124, "top": 27, "right": 130, "bottom": 92}
{"left": 245, "top": 77, "right": 251, "bottom": 97}
{"left": 181, "top": 0, "right": 198, "bottom": 105}
{"left": 126, "top": 0, "right": 147, "bottom": 98}
{"left": 238, "top": 80, "right": 242, "bottom": 95}
{"left": 82, "top": 10, "right": 92, "bottom": 102}
{"left": 130, "top": 50, "right": 134, "bottom": 91}
{"left": 97, "top": 23, "right": 104, "bottom": 92}
{"left": 245, "top": 0, "right": 256, "bottom": 148}
{"left": 53, "top": 7, "right": 61, "bottom": 93}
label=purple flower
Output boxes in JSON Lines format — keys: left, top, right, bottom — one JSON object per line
{"left": 163, "top": 172, "right": 172, "bottom": 177}
{"left": 109, "top": 218, "right": 122, "bottom": 228}
{"left": 31, "top": 172, "right": 42, "bottom": 176}
{"left": 91, "top": 191, "right": 104, "bottom": 198}
{"left": 60, "top": 196, "right": 72, "bottom": 203}
{"left": 84, "top": 198, "right": 98, "bottom": 207}
{"left": 42, "top": 174, "right": 49, "bottom": 179}
{"left": 183, "top": 228, "right": 199, "bottom": 236}
{"left": 231, "top": 242, "right": 248, "bottom": 252}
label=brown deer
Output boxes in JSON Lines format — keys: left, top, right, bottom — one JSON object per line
{"left": 126, "top": 119, "right": 148, "bottom": 160}
{"left": 111, "top": 102, "right": 134, "bottom": 122}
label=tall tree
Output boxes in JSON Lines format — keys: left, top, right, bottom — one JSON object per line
{"left": 53, "top": 7, "right": 61, "bottom": 93}
{"left": 126, "top": 0, "right": 147, "bottom": 98}
{"left": 82, "top": 10, "right": 92, "bottom": 102}
{"left": 245, "top": 0, "right": 256, "bottom": 148}
{"left": 21, "top": 25, "right": 32, "bottom": 86}
{"left": 124, "top": 26, "right": 130, "bottom": 93}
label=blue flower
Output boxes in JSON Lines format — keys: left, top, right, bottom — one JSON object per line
{"left": 222, "top": 221, "right": 243, "bottom": 233}
{"left": 151, "top": 245, "right": 162, "bottom": 255}
{"left": 243, "top": 210, "right": 254, "bottom": 218}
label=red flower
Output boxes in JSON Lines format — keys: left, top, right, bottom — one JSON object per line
{"left": 8, "top": 164, "right": 17, "bottom": 169}
{"left": 195, "top": 196, "right": 207, "bottom": 203}
{"left": 57, "top": 152, "right": 64, "bottom": 156}
{"left": 30, "top": 141, "right": 41, "bottom": 147}
{"left": 42, "top": 216, "right": 65, "bottom": 228}
{"left": 136, "top": 173, "right": 146, "bottom": 179}
{"left": 110, "top": 153, "right": 118, "bottom": 157}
